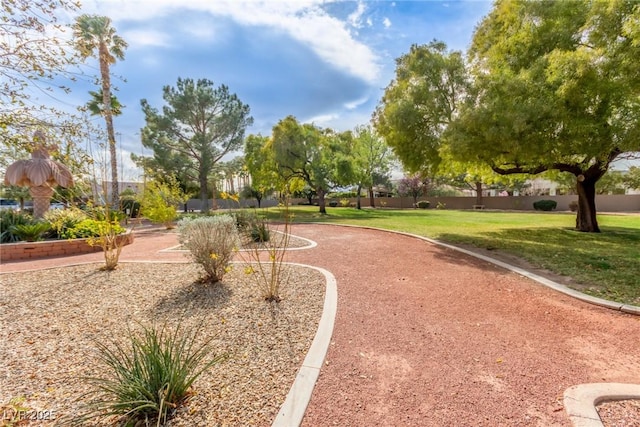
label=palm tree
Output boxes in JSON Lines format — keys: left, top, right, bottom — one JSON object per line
{"left": 85, "top": 89, "right": 124, "bottom": 117}
{"left": 73, "top": 15, "right": 127, "bottom": 208}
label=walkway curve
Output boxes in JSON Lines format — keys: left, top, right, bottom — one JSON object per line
{"left": 280, "top": 224, "right": 640, "bottom": 427}
{"left": 311, "top": 223, "right": 640, "bottom": 316}
{"left": 2, "top": 224, "right": 640, "bottom": 427}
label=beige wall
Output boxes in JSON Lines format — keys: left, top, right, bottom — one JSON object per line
{"left": 293, "top": 195, "right": 640, "bottom": 212}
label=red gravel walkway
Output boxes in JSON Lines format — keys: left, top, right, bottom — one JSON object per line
{"left": 2, "top": 224, "right": 639, "bottom": 427}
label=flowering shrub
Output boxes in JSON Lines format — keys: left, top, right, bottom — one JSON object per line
{"left": 44, "top": 207, "right": 88, "bottom": 238}
{"left": 63, "top": 218, "right": 124, "bottom": 239}
{"left": 178, "top": 215, "right": 239, "bottom": 283}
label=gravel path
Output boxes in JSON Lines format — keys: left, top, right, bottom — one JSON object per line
{"left": 2, "top": 223, "right": 639, "bottom": 426}
{"left": 282, "top": 224, "right": 640, "bottom": 427}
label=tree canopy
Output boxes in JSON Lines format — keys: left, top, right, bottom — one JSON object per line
{"left": 374, "top": 41, "right": 468, "bottom": 175}
{"left": 243, "top": 134, "right": 280, "bottom": 206}
{"left": 448, "top": 0, "right": 640, "bottom": 232}
{"left": 375, "top": 0, "right": 639, "bottom": 232}
{"left": 349, "top": 125, "right": 395, "bottom": 208}
{"left": 140, "top": 78, "right": 253, "bottom": 211}
{"left": 269, "top": 116, "right": 353, "bottom": 214}
{"left": 0, "top": 0, "right": 89, "bottom": 151}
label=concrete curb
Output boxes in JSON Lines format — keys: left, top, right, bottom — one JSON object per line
{"left": 564, "top": 383, "right": 640, "bottom": 427}
{"left": 272, "top": 264, "right": 337, "bottom": 427}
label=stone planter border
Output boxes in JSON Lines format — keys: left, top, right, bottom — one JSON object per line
{"left": 0, "top": 232, "right": 134, "bottom": 262}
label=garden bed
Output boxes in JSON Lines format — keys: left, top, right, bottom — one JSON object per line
{"left": 0, "top": 262, "right": 324, "bottom": 425}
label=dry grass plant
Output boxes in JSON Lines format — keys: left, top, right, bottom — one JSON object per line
{"left": 239, "top": 202, "right": 293, "bottom": 302}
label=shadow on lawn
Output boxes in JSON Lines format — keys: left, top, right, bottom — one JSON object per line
{"left": 435, "top": 226, "right": 640, "bottom": 299}
{"left": 437, "top": 225, "right": 640, "bottom": 254}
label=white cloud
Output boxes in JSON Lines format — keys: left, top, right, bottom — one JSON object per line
{"left": 81, "top": 0, "right": 380, "bottom": 83}
{"left": 348, "top": 1, "right": 366, "bottom": 29}
{"left": 122, "top": 29, "right": 171, "bottom": 48}
{"left": 383, "top": 17, "right": 392, "bottom": 28}
{"left": 304, "top": 112, "right": 339, "bottom": 126}
{"left": 344, "top": 96, "right": 369, "bottom": 110}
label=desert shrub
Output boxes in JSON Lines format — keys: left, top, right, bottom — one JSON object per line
{"left": 330, "top": 191, "right": 358, "bottom": 198}
{"left": 9, "top": 222, "right": 51, "bottom": 242}
{"left": 140, "top": 178, "right": 187, "bottom": 228}
{"left": 533, "top": 199, "right": 557, "bottom": 211}
{"left": 0, "top": 210, "right": 31, "bottom": 243}
{"left": 44, "top": 207, "right": 88, "bottom": 239}
{"left": 120, "top": 198, "right": 141, "bottom": 218}
{"left": 178, "top": 215, "right": 239, "bottom": 283}
{"left": 64, "top": 219, "right": 125, "bottom": 239}
{"left": 339, "top": 198, "right": 350, "bottom": 207}
{"left": 249, "top": 219, "right": 270, "bottom": 243}
{"left": 74, "top": 322, "right": 223, "bottom": 426}
{"left": 569, "top": 200, "right": 579, "bottom": 212}
{"left": 142, "top": 201, "right": 177, "bottom": 228}
{"left": 416, "top": 200, "right": 430, "bottom": 209}
{"left": 231, "top": 209, "right": 257, "bottom": 231}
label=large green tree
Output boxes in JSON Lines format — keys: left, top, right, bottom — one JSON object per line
{"left": 350, "top": 125, "right": 394, "bottom": 209}
{"left": 73, "top": 14, "right": 127, "bottom": 208}
{"left": 373, "top": 41, "right": 469, "bottom": 176}
{"left": 623, "top": 166, "right": 640, "bottom": 191}
{"left": 243, "top": 134, "right": 280, "bottom": 206}
{"left": 449, "top": 0, "right": 640, "bottom": 232}
{"left": 140, "top": 78, "right": 253, "bottom": 211}
{"left": 270, "top": 116, "right": 353, "bottom": 214}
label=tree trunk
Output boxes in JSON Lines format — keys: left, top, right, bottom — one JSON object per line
{"left": 368, "top": 185, "right": 375, "bottom": 208}
{"left": 356, "top": 184, "right": 362, "bottom": 210}
{"left": 200, "top": 176, "right": 209, "bottom": 212}
{"left": 100, "top": 42, "right": 119, "bottom": 209}
{"left": 475, "top": 181, "right": 483, "bottom": 206}
{"left": 575, "top": 176, "right": 600, "bottom": 232}
{"left": 317, "top": 187, "right": 327, "bottom": 214}
{"left": 257, "top": 195, "right": 262, "bottom": 208}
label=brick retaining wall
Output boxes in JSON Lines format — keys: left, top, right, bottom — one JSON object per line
{"left": 0, "top": 232, "right": 135, "bottom": 262}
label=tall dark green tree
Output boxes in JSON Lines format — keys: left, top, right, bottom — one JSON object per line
{"left": 270, "top": 116, "right": 353, "bottom": 214}
{"left": 448, "top": 0, "right": 640, "bottom": 232}
{"left": 140, "top": 78, "right": 253, "bottom": 211}
{"left": 73, "top": 14, "right": 127, "bottom": 207}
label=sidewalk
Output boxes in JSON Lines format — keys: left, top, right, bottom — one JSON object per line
{"left": 2, "top": 224, "right": 639, "bottom": 426}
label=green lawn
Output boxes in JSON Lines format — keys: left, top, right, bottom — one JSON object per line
{"left": 262, "top": 206, "right": 640, "bottom": 306}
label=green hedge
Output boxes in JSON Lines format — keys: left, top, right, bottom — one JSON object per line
{"left": 533, "top": 199, "right": 557, "bottom": 211}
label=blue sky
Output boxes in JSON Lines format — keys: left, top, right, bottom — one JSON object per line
{"left": 54, "top": 0, "right": 494, "bottom": 178}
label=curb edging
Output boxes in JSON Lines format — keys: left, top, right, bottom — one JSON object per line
{"left": 564, "top": 383, "right": 640, "bottom": 427}
{"left": 272, "top": 264, "right": 337, "bottom": 427}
